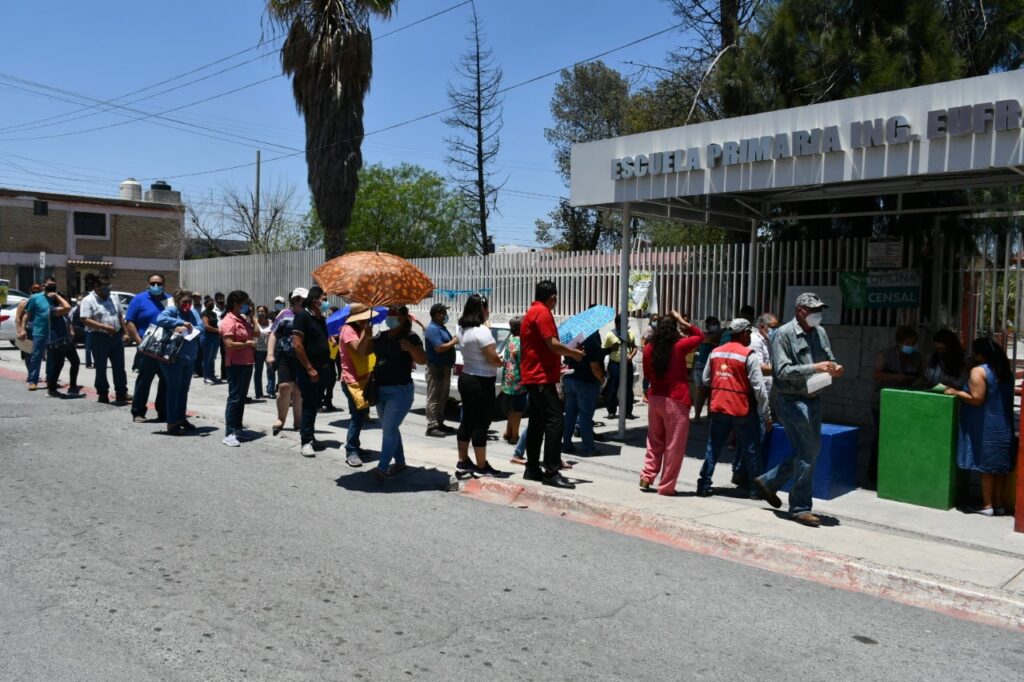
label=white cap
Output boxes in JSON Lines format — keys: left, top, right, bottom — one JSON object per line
{"left": 274, "top": 295, "right": 286, "bottom": 304}
{"left": 289, "top": 287, "right": 309, "bottom": 301}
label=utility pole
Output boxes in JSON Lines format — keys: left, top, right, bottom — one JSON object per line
{"left": 254, "top": 150, "right": 261, "bottom": 238}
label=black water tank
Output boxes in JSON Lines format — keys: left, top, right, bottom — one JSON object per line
{"left": 151, "top": 180, "right": 172, "bottom": 191}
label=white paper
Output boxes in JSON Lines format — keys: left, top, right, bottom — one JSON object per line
{"left": 182, "top": 327, "right": 201, "bottom": 341}
{"left": 565, "top": 332, "right": 585, "bottom": 350}
{"left": 806, "top": 372, "right": 832, "bottom": 394}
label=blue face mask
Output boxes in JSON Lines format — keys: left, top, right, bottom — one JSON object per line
{"left": 443, "top": 314, "right": 450, "bottom": 325}
{"left": 240, "top": 304, "right": 250, "bottom": 315}
{"left": 320, "top": 300, "right": 330, "bottom": 314}
{"left": 900, "top": 344, "right": 916, "bottom": 355}
{"left": 148, "top": 285, "right": 164, "bottom": 296}
{"left": 385, "top": 317, "right": 400, "bottom": 330}
{"left": 274, "top": 302, "right": 285, "bottom": 311}
{"left": 767, "top": 327, "right": 779, "bottom": 342}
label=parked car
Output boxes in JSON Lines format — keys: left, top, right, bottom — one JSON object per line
{"left": 411, "top": 322, "right": 512, "bottom": 413}
{"left": 1, "top": 295, "right": 27, "bottom": 347}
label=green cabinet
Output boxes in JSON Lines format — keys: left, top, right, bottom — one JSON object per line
{"left": 877, "top": 389, "right": 959, "bottom": 510}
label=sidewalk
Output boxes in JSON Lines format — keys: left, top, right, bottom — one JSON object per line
{"left": 4, "top": 347, "right": 1023, "bottom": 630}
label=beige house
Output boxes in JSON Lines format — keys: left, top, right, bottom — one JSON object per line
{"left": 0, "top": 181, "right": 184, "bottom": 298}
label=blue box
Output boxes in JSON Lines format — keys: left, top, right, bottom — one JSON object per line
{"left": 763, "top": 423, "right": 860, "bottom": 500}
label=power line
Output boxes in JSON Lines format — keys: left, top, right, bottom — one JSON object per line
{"left": 154, "top": 21, "right": 685, "bottom": 182}
{"left": 0, "top": 0, "right": 472, "bottom": 136}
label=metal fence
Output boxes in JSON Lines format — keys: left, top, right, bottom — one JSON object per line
{"left": 179, "top": 235, "right": 1024, "bottom": 337}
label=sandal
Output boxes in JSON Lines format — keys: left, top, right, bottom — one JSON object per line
{"left": 272, "top": 421, "right": 284, "bottom": 436}
{"left": 510, "top": 456, "right": 527, "bottom": 465}
{"left": 639, "top": 477, "right": 653, "bottom": 490}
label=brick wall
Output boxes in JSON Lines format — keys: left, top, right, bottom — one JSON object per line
{"left": 111, "top": 214, "right": 182, "bottom": 259}
{"left": 112, "top": 269, "right": 179, "bottom": 294}
{"left": 0, "top": 206, "right": 67, "bottom": 252}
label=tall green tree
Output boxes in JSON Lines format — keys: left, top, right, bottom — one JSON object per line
{"left": 303, "top": 163, "right": 475, "bottom": 258}
{"left": 537, "top": 62, "right": 630, "bottom": 250}
{"left": 266, "top": 0, "right": 397, "bottom": 259}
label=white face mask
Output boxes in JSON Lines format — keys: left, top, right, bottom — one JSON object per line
{"left": 805, "top": 312, "right": 823, "bottom": 328}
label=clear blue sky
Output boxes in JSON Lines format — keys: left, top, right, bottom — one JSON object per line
{"left": 0, "top": 0, "right": 683, "bottom": 248}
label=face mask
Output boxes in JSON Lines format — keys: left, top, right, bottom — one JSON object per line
{"left": 443, "top": 315, "right": 450, "bottom": 324}
{"left": 385, "top": 317, "right": 400, "bottom": 330}
{"left": 149, "top": 285, "right": 164, "bottom": 296}
{"left": 900, "top": 345, "right": 916, "bottom": 355}
{"left": 274, "top": 302, "right": 285, "bottom": 311}
{"left": 240, "top": 304, "right": 250, "bottom": 315}
{"left": 320, "top": 301, "right": 330, "bottom": 314}
{"left": 767, "top": 327, "right": 779, "bottom": 342}
{"left": 707, "top": 324, "right": 720, "bottom": 333}
{"left": 98, "top": 287, "right": 111, "bottom": 298}
{"left": 180, "top": 302, "right": 192, "bottom": 313}
{"left": 805, "top": 312, "right": 823, "bottom": 328}
{"left": 651, "top": 321, "right": 658, "bottom": 328}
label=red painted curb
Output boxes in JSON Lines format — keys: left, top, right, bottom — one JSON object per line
{"left": 461, "top": 478, "right": 1024, "bottom": 632}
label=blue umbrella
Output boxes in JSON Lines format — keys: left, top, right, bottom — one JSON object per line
{"left": 558, "top": 305, "right": 615, "bottom": 345}
{"left": 327, "top": 305, "right": 388, "bottom": 336}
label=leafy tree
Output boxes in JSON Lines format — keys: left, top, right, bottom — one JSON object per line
{"left": 303, "top": 163, "right": 476, "bottom": 258}
{"left": 444, "top": 3, "right": 503, "bottom": 255}
{"left": 266, "top": 0, "right": 397, "bottom": 259}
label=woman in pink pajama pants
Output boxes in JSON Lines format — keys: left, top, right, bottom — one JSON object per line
{"left": 640, "top": 311, "right": 704, "bottom": 495}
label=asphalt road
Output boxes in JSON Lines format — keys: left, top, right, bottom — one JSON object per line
{"left": 1, "top": 378, "right": 1021, "bottom": 681}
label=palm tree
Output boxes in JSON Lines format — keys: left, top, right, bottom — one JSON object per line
{"left": 266, "top": 0, "right": 397, "bottom": 258}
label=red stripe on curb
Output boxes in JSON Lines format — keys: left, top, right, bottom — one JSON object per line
{"left": 460, "top": 478, "right": 1024, "bottom": 632}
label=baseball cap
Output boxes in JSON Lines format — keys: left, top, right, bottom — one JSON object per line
{"left": 347, "top": 303, "right": 372, "bottom": 323}
{"left": 274, "top": 295, "right": 286, "bottom": 304}
{"left": 429, "top": 303, "right": 448, "bottom": 316}
{"left": 728, "top": 318, "right": 752, "bottom": 333}
{"left": 289, "top": 287, "right": 309, "bottom": 301}
{"left": 794, "top": 292, "right": 828, "bottom": 309}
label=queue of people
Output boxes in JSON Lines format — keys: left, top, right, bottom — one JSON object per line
{"left": 12, "top": 276, "right": 1017, "bottom": 519}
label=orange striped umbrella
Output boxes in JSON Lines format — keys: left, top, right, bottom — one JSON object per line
{"left": 312, "top": 251, "right": 435, "bottom": 307}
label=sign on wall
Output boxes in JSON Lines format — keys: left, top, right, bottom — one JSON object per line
{"left": 783, "top": 285, "right": 843, "bottom": 325}
{"left": 865, "top": 239, "right": 903, "bottom": 269}
{"left": 839, "top": 270, "right": 921, "bottom": 309}
{"left": 628, "top": 270, "right": 657, "bottom": 314}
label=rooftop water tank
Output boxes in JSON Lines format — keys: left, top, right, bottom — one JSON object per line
{"left": 119, "top": 178, "right": 142, "bottom": 201}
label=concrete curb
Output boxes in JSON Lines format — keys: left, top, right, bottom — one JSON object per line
{"left": 460, "top": 478, "right": 1024, "bottom": 632}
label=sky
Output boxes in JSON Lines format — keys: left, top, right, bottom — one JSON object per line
{"left": 0, "top": 0, "right": 684, "bottom": 249}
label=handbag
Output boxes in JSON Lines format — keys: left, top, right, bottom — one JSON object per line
{"left": 47, "top": 317, "right": 74, "bottom": 352}
{"left": 363, "top": 371, "right": 379, "bottom": 407}
{"left": 139, "top": 324, "right": 184, "bottom": 363}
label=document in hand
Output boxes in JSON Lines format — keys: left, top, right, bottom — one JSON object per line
{"left": 182, "top": 327, "right": 201, "bottom": 341}
{"left": 806, "top": 372, "right": 833, "bottom": 394}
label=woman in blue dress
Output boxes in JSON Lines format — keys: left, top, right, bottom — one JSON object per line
{"left": 946, "top": 337, "right": 1015, "bottom": 516}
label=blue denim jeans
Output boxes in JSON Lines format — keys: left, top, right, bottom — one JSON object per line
{"left": 90, "top": 332, "right": 127, "bottom": 397}
{"left": 132, "top": 352, "right": 166, "bottom": 419}
{"left": 224, "top": 364, "right": 253, "bottom": 437}
{"left": 265, "top": 360, "right": 277, "bottom": 395}
{"left": 159, "top": 360, "right": 193, "bottom": 425}
{"left": 27, "top": 332, "right": 47, "bottom": 384}
{"left": 201, "top": 333, "right": 219, "bottom": 381}
{"left": 759, "top": 394, "right": 822, "bottom": 515}
{"left": 296, "top": 362, "right": 329, "bottom": 445}
{"left": 376, "top": 383, "right": 414, "bottom": 472}
{"left": 562, "top": 378, "right": 600, "bottom": 453}
{"left": 341, "top": 382, "right": 369, "bottom": 455}
{"left": 698, "top": 411, "right": 764, "bottom": 494}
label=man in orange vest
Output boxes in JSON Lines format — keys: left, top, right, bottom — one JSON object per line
{"left": 696, "top": 318, "right": 770, "bottom": 498}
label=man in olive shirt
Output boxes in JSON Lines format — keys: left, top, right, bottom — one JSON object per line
{"left": 754, "top": 292, "right": 843, "bottom": 528}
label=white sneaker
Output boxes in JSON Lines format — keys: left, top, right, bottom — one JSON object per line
{"left": 222, "top": 434, "right": 241, "bottom": 447}
{"left": 300, "top": 442, "right": 316, "bottom": 457}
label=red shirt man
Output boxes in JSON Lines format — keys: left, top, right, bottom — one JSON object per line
{"left": 518, "top": 280, "right": 584, "bottom": 488}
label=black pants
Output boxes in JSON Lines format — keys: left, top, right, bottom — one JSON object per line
{"left": 322, "top": 358, "right": 338, "bottom": 407}
{"left": 457, "top": 374, "right": 496, "bottom": 447}
{"left": 253, "top": 350, "right": 267, "bottom": 398}
{"left": 46, "top": 342, "right": 80, "bottom": 390}
{"left": 132, "top": 352, "right": 166, "bottom": 419}
{"left": 296, "top": 362, "right": 329, "bottom": 445}
{"left": 526, "top": 383, "right": 563, "bottom": 476}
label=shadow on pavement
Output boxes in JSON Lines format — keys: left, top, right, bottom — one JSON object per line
{"left": 770, "top": 509, "right": 841, "bottom": 527}
{"left": 334, "top": 466, "right": 454, "bottom": 493}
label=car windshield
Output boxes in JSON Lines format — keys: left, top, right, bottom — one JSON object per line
{"left": 491, "top": 327, "right": 511, "bottom": 355}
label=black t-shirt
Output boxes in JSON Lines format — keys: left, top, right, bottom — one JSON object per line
{"left": 292, "top": 309, "right": 330, "bottom": 367}
{"left": 565, "top": 332, "right": 604, "bottom": 383}
{"left": 373, "top": 330, "right": 423, "bottom": 386}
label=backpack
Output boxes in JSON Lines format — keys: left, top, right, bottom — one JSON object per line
{"left": 274, "top": 316, "right": 296, "bottom": 356}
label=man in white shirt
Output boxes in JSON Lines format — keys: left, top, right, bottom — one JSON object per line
{"left": 80, "top": 275, "right": 130, "bottom": 404}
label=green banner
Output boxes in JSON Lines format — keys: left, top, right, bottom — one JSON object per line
{"left": 839, "top": 270, "right": 920, "bottom": 309}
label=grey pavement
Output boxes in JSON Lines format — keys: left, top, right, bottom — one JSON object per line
{"left": 1, "top": 350, "right": 1024, "bottom": 680}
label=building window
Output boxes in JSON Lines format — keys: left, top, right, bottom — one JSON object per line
{"left": 73, "top": 211, "right": 107, "bottom": 238}
{"left": 33, "top": 200, "right": 48, "bottom": 216}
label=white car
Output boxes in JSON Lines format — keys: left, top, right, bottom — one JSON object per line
{"left": 412, "top": 322, "right": 512, "bottom": 406}
{"left": 1, "top": 295, "right": 27, "bottom": 346}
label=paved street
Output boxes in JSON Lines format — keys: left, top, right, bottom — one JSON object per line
{"left": 1, "top": 370, "right": 1022, "bottom": 680}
